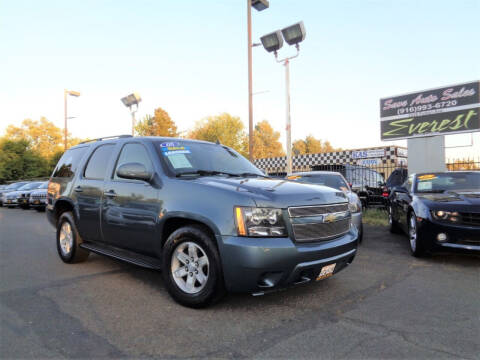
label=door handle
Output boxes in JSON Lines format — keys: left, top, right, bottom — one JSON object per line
{"left": 103, "top": 190, "right": 117, "bottom": 198}
{"left": 74, "top": 186, "right": 83, "bottom": 193}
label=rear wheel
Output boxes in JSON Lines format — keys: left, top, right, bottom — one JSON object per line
{"left": 56, "top": 212, "right": 89, "bottom": 263}
{"left": 388, "top": 205, "right": 401, "bottom": 234}
{"left": 162, "top": 225, "right": 225, "bottom": 308}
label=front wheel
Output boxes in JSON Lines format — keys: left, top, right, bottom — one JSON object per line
{"left": 408, "top": 211, "right": 425, "bottom": 257}
{"left": 162, "top": 225, "right": 225, "bottom": 308}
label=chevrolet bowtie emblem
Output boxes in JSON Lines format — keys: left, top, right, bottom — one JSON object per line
{"left": 324, "top": 213, "right": 337, "bottom": 223}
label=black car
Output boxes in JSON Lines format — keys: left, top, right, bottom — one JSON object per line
{"left": 382, "top": 168, "right": 408, "bottom": 204}
{"left": 47, "top": 135, "right": 358, "bottom": 307}
{"left": 388, "top": 171, "right": 480, "bottom": 256}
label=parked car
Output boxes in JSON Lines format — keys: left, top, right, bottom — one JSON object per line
{"left": 312, "top": 164, "right": 385, "bottom": 207}
{"left": 16, "top": 181, "right": 46, "bottom": 209}
{"left": 29, "top": 182, "right": 49, "bottom": 211}
{"left": 286, "top": 171, "right": 363, "bottom": 242}
{"left": 47, "top": 136, "right": 359, "bottom": 307}
{"left": 388, "top": 171, "right": 480, "bottom": 257}
{"left": 0, "top": 181, "right": 29, "bottom": 207}
{"left": 4, "top": 182, "right": 41, "bottom": 208}
{"left": 382, "top": 168, "right": 408, "bottom": 205}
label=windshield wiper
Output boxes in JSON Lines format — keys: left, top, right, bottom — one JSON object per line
{"left": 176, "top": 170, "right": 240, "bottom": 177}
{"left": 237, "top": 172, "right": 270, "bottom": 178}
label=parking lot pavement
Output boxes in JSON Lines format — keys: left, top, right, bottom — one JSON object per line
{"left": 0, "top": 207, "right": 479, "bottom": 359}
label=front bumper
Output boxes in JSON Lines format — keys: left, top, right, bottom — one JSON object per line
{"left": 218, "top": 228, "right": 358, "bottom": 293}
{"left": 418, "top": 218, "right": 480, "bottom": 253}
{"left": 29, "top": 199, "right": 47, "bottom": 207}
{"left": 4, "top": 199, "right": 18, "bottom": 206}
{"left": 17, "top": 197, "right": 29, "bottom": 206}
{"left": 351, "top": 212, "right": 362, "bottom": 233}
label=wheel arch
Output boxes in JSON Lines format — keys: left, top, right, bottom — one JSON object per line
{"left": 53, "top": 198, "right": 76, "bottom": 225}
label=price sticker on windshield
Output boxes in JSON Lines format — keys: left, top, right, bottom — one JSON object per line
{"left": 418, "top": 174, "right": 437, "bottom": 181}
{"left": 160, "top": 142, "right": 191, "bottom": 156}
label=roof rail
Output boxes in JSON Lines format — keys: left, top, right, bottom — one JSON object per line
{"left": 79, "top": 135, "right": 133, "bottom": 144}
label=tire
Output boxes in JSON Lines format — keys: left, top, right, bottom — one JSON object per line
{"left": 358, "top": 222, "right": 363, "bottom": 243}
{"left": 388, "top": 205, "right": 402, "bottom": 234}
{"left": 162, "top": 225, "right": 226, "bottom": 308}
{"left": 56, "top": 211, "right": 89, "bottom": 263}
{"left": 407, "top": 211, "right": 426, "bottom": 257}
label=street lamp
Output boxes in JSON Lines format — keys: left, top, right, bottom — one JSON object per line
{"left": 121, "top": 93, "right": 142, "bottom": 136}
{"left": 260, "top": 21, "right": 306, "bottom": 174}
{"left": 64, "top": 89, "right": 80, "bottom": 150}
{"left": 247, "top": 0, "right": 269, "bottom": 162}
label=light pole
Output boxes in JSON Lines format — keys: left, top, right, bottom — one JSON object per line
{"left": 64, "top": 89, "right": 80, "bottom": 150}
{"left": 121, "top": 93, "right": 142, "bottom": 136}
{"left": 260, "top": 21, "right": 306, "bottom": 174}
{"left": 247, "top": 0, "right": 269, "bottom": 161}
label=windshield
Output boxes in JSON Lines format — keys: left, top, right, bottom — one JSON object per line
{"left": 6, "top": 182, "right": 28, "bottom": 190}
{"left": 156, "top": 141, "right": 264, "bottom": 177}
{"left": 38, "top": 182, "right": 49, "bottom": 189}
{"left": 415, "top": 173, "right": 480, "bottom": 193}
{"left": 18, "top": 182, "right": 42, "bottom": 191}
{"left": 292, "top": 174, "right": 349, "bottom": 192}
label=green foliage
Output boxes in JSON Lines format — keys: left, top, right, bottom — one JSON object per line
{"left": 362, "top": 208, "right": 389, "bottom": 226}
{"left": 292, "top": 135, "right": 341, "bottom": 155}
{"left": 135, "top": 108, "right": 178, "bottom": 137}
{"left": 188, "top": 113, "right": 248, "bottom": 157}
{"left": 0, "top": 138, "right": 50, "bottom": 183}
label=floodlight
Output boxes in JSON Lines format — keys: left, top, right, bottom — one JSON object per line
{"left": 121, "top": 93, "right": 142, "bottom": 107}
{"left": 252, "top": 0, "right": 269, "bottom": 11}
{"left": 260, "top": 31, "right": 284, "bottom": 53}
{"left": 281, "top": 21, "right": 306, "bottom": 46}
{"left": 67, "top": 90, "right": 80, "bottom": 97}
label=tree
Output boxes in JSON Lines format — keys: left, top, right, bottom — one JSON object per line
{"left": 188, "top": 113, "right": 248, "bottom": 157}
{"left": 135, "top": 107, "right": 178, "bottom": 137}
{"left": 0, "top": 138, "right": 49, "bottom": 183}
{"left": 252, "top": 120, "right": 285, "bottom": 159}
{"left": 5, "top": 117, "right": 64, "bottom": 158}
{"left": 292, "top": 134, "right": 342, "bottom": 155}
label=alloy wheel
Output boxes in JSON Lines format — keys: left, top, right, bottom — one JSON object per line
{"left": 171, "top": 241, "right": 209, "bottom": 294}
{"left": 409, "top": 214, "right": 417, "bottom": 252}
{"left": 59, "top": 222, "right": 73, "bottom": 256}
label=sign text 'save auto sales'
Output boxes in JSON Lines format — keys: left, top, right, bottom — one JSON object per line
{"left": 380, "top": 81, "right": 480, "bottom": 141}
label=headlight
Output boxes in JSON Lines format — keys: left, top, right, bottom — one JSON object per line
{"left": 235, "top": 207, "right": 287, "bottom": 237}
{"left": 348, "top": 201, "right": 361, "bottom": 213}
{"left": 431, "top": 210, "right": 460, "bottom": 223}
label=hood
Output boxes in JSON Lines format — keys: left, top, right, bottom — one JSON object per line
{"left": 418, "top": 190, "right": 480, "bottom": 208}
{"left": 191, "top": 177, "right": 348, "bottom": 208}
{"left": 4, "top": 190, "right": 22, "bottom": 198}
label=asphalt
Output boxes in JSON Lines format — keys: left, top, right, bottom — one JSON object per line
{"left": 0, "top": 207, "right": 479, "bottom": 359}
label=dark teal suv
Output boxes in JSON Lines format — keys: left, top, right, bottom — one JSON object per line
{"left": 47, "top": 135, "right": 358, "bottom": 307}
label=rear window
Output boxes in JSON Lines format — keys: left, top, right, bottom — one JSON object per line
{"left": 84, "top": 144, "right": 115, "bottom": 180}
{"left": 53, "top": 147, "right": 88, "bottom": 178}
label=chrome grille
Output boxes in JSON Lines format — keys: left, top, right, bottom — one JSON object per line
{"left": 292, "top": 219, "right": 350, "bottom": 242}
{"left": 288, "top": 203, "right": 348, "bottom": 217}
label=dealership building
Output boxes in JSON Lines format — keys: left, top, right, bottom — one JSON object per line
{"left": 254, "top": 145, "right": 408, "bottom": 177}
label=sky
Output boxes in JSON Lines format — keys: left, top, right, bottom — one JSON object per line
{"left": 1, "top": 0, "right": 479, "bottom": 160}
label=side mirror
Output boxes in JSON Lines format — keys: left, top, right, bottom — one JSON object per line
{"left": 392, "top": 186, "right": 408, "bottom": 194}
{"left": 116, "top": 162, "right": 153, "bottom": 182}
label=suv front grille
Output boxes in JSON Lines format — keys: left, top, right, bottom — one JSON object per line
{"left": 288, "top": 203, "right": 348, "bottom": 217}
{"left": 460, "top": 212, "right": 480, "bottom": 227}
{"left": 288, "top": 203, "right": 351, "bottom": 242}
{"left": 292, "top": 219, "right": 350, "bottom": 242}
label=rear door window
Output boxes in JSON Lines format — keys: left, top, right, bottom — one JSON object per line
{"left": 53, "top": 146, "right": 88, "bottom": 178}
{"left": 84, "top": 145, "right": 115, "bottom": 180}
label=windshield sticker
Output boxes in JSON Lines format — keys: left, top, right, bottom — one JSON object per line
{"left": 160, "top": 144, "right": 191, "bottom": 156}
{"left": 418, "top": 174, "right": 437, "bottom": 181}
{"left": 417, "top": 182, "right": 432, "bottom": 191}
{"left": 167, "top": 153, "right": 193, "bottom": 169}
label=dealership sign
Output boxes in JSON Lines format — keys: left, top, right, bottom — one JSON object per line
{"left": 351, "top": 149, "right": 385, "bottom": 159}
{"left": 356, "top": 158, "right": 382, "bottom": 166}
{"left": 380, "top": 81, "right": 480, "bottom": 140}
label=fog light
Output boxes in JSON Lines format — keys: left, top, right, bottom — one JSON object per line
{"left": 437, "top": 233, "right": 448, "bottom": 242}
